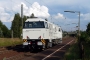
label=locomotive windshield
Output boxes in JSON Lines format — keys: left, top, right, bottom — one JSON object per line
{"left": 23, "top": 21, "right": 45, "bottom": 28}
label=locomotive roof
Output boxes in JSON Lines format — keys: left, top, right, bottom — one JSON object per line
{"left": 25, "top": 18, "right": 46, "bottom": 22}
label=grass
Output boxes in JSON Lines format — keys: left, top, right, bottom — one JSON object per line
{"left": 64, "top": 42, "right": 80, "bottom": 60}
{"left": 0, "top": 38, "right": 23, "bottom": 47}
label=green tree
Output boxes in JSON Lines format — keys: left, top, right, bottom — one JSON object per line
{"left": 11, "top": 13, "right": 27, "bottom": 38}
{"left": 0, "top": 20, "right": 3, "bottom": 27}
{"left": 2, "top": 25, "right": 11, "bottom": 38}
{"left": 0, "top": 20, "right": 11, "bottom": 38}
{"left": 0, "top": 20, "right": 3, "bottom": 37}
{"left": 23, "top": 16, "right": 27, "bottom": 22}
{"left": 11, "top": 13, "right": 21, "bottom": 38}
{"left": 86, "top": 23, "right": 90, "bottom": 35}
{"left": 11, "top": 13, "right": 38, "bottom": 38}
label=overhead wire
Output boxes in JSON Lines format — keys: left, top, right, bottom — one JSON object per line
{"left": 24, "top": 0, "right": 76, "bottom": 31}
{"left": 24, "top": 0, "right": 50, "bottom": 18}
{"left": 39, "top": 0, "right": 57, "bottom": 14}
{"left": 39, "top": 0, "right": 64, "bottom": 27}
{"left": 24, "top": 0, "right": 63, "bottom": 27}
{"left": 11, "top": 0, "right": 19, "bottom": 14}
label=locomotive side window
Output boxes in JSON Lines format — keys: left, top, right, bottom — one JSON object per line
{"left": 49, "top": 24, "right": 51, "bottom": 30}
{"left": 45, "top": 22, "right": 48, "bottom": 29}
{"left": 59, "top": 28, "right": 61, "bottom": 32}
{"left": 55, "top": 27, "right": 57, "bottom": 32}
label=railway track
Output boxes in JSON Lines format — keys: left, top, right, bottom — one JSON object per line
{"left": 22, "top": 37, "right": 76, "bottom": 60}
{"left": 0, "top": 37, "right": 76, "bottom": 60}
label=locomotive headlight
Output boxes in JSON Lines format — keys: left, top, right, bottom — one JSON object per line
{"left": 37, "top": 41, "right": 42, "bottom": 45}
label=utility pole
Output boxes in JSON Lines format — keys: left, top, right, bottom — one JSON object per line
{"left": 64, "top": 10, "right": 82, "bottom": 59}
{"left": 12, "top": 30, "right": 13, "bottom": 38}
{"left": 0, "top": 28, "right": 1, "bottom": 37}
{"left": 21, "top": 4, "right": 23, "bottom": 39}
{"left": 78, "top": 11, "right": 80, "bottom": 36}
{"left": 11, "top": 21, "right": 13, "bottom": 38}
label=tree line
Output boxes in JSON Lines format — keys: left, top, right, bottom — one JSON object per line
{"left": 0, "top": 13, "right": 90, "bottom": 38}
{"left": 0, "top": 13, "right": 35, "bottom": 38}
{"left": 0, "top": 21, "right": 11, "bottom": 38}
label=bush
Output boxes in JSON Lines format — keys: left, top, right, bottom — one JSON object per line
{"left": 80, "top": 32, "right": 90, "bottom": 43}
{"left": 80, "top": 32, "right": 90, "bottom": 59}
{"left": 64, "top": 43, "right": 80, "bottom": 60}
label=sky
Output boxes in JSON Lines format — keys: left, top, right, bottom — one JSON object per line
{"left": 0, "top": 0, "right": 90, "bottom": 31}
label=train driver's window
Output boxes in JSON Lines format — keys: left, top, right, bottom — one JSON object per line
{"left": 29, "top": 24, "right": 32, "bottom": 28}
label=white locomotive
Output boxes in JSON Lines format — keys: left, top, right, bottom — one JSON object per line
{"left": 22, "top": 18, "right": 62, "bottom": 50}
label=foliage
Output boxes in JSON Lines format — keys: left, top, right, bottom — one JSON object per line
{"left": 11, "top": 13, "right": 27, "bottom": 38}
{"left": 80, "top": 22, "right": 90, "bottom": 43}
{"left": 11, "top": 13, "right": 37, "bottom": 38}
{"left": 83, "top": 43, "right": 90, "bottom": 59}
{"left": 83, "top": 43, "right": 90, "bottom": 60}
{"left": 79, "top": 23, "right": 90, "bottom": 59}
{"left": 80, "top": 32, "right": 89, "bottom": 42}
{"left": 86, "top": 23, "right": 90, "bottom": 35}
{"left": 64, "top": 22, "right": 90, "bottom": 59}
{"left": 64, "top": 43, "right": 80, "bottom": 60}
{"left": 11, "top": 13, "right": 21, "bottom": 38}
{"left": 0, "top": 20, "right": 11, "bottom": 38}
{"left": 0, "top": 13, "right": 37, "bottom": 38}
